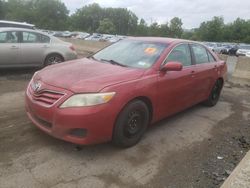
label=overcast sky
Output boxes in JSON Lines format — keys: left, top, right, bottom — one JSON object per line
{"left": 62, "top": 0, "right": 250, "bottom": 29}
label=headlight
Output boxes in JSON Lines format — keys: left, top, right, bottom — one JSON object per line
{"left": 60, "top": 92, "right": 116, "bottom": 108}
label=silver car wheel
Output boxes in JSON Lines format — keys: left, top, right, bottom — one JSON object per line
{"left": 45, "top": 54, "right": 64, "bottom": 66}
{"left": 47, "top": 56, "right": 63, "bottom": 65}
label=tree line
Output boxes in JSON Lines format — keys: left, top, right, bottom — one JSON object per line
{"left": 0, "top": 0, "right": 250, "bottom": 43}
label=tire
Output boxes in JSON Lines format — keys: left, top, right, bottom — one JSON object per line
{"left": 112, "top": 100, "right": 149, "bottom": 148}
{"left": 44, "top": 54, "right": 64, "bottom": 66}
{"left": 203, "top": 79, "right": 223, "bottom": 107}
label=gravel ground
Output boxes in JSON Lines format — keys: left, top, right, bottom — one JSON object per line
{"left": 0, "top": 53, "right": 250, "bottom": 188}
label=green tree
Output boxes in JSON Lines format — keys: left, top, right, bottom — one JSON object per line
{"left": 136, "top": 19, "right": 148, "bottom": 36}
{"left": 97, "top": 18, "right": 116, "bottom": 34}
{"left": 32, "top": 0, "right": 69, "bottom": 30}
{"left": 0, "top": 0, "right": 6, "bottom": 19}
{"left": 70, "top": 4, "right": 138, "bottom": 35}
{"left": 149, "top": 22, "right": 161, "bottom": 36}
{"left": 197, "top": 16, "right": 224, "bottom": 41}
{"left": 169, "top": 17, "right": 183, "bottom": 38}
{"left": 229, "top": 18, "right": 250, "bottom": 43}
{"left": 5, "top": 0, "right": 69, "bottom": 30}
{"left": 159, "top": 23, "right": 170, "bottom": 37}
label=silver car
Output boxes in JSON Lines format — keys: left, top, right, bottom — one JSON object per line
{"left": 0, "top": 28, "right": 77, "bottom": 68}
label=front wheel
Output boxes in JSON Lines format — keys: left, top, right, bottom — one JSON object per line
{"left": 203, "top": 79, "right": 223, "bottom": 107}
{"left": 112, "top": 100, "right": 149, "bottom": 148}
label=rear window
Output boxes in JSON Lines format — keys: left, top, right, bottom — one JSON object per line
{"left": 22, "top": 32, "right": 50, "bottom": 43}
{"left": 22, "top": 32, "right": 39, "bottom": 43}
{"left": 191, "top": 44, "right": 209, "bottom": 64}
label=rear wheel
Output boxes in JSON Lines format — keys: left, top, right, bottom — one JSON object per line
{"left": 203, "top": 79, "right": 223, "bottom": 107}
{"left": 112, "top": 100, "right": 149, "bottom": 148}
{"left": 44, "top": 54, "right": 64, "bottom": 66}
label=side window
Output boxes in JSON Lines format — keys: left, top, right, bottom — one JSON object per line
{"left": 22, "top": 32, "right": 39, "bottom": 43}
{"left": 207, "top": 51, "right": 216, "bottom": 62}
{"left": 0, "top": 32, "right": 7, "bottom": 43}
{"left": 191, "top": 44, "right": 209, "bottom": 64}
{"left": 0, "top": 31, "right": 18, "bottom": 43}
{"left": 40, "top": 34, "right": 50, "bottom": 43}
{"left": 165, "top": 44, "right": 192, "bottom": 66}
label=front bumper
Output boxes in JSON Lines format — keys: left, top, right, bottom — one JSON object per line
{"left": 25, "top": 82, "right": 118, "bottom": 145}
{"left": 236, "top": 51, "right": 246, "bottom": 56}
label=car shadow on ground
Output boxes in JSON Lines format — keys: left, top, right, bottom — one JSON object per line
{"left": 38, "top": 103, "right": 205, "bottom": 153}
{"left": 0, "top": 67, "right": 40, "bottom": 80}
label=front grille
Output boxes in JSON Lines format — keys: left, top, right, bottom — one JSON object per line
{"left": 28, "top": 85, "right": 64, "bottom": 107}
{"left": 27, "top": 104, "right": 53, "bottom": 129}
{"left": 33, "top": 114, "right": 52, "bottom": 129}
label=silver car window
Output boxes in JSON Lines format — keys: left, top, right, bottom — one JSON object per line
{"left": 40, "top": 34, "right": 50, "bottom": 43}
{"left": 0, "top": 31, "right": 18, "bottom": 43}
{"left": 22, "top": 32, "right": 39, "bottom": 43}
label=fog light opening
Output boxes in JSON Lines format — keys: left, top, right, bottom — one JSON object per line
{"left": 69, "top": 128, "right": 87, "bottom": 138}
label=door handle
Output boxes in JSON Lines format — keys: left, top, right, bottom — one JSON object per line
{"left": 42, "top": 45, "right": 49, "bottom": 48}
{"left": 190, "top": 70, "right": 195, "bottom": 77}
{"left": 11, "top": 45, "right": 19, "bottom": 49}
{"left": 214, "top": 65, "right": 218, "bottom": 71}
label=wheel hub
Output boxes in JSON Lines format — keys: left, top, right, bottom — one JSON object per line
{"left": 125, "top": 111, "right": 142, "bottom": 136}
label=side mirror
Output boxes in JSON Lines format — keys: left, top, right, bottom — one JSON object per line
{"left": 160, "top": 61, "right": 183, "bottom": 72}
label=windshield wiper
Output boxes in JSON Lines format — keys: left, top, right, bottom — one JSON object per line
{"left": 100, "top": 59, "right": 127, "bottom": 67}
{"left": 87, "top": 55, "right": 98, "bottom": 61}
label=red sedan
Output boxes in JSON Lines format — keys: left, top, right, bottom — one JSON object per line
{"left": 25, "top": 37, "right": 227, "bottom": 147}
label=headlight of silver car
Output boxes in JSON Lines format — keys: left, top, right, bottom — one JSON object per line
{"left": 60, "top": 92, "right": 116, "bottom": 108}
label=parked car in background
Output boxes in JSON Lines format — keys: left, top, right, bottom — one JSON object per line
{"left": 73, "top": 32, "right": 90, "bottom": 40}
{"left": 61, "top": 31, "right": 73, "bottom": 38}
{"left": 25, "top": 37, "right": 227, "bottom": 147}
{"left": 228, "top": 45, "right": 239, "bottom": 56}
{"left": 52, "top": 31, "right": 64, "bottom": 37}
{"left": 236, "top": 45, "right": 250, "bottom": 56}
{"left": 204, "top": 42, "right": 216, "bottom": 51}
{"left": 221, "top": 45, "right": 233, "bottom": 55}
{"left": 0, "top": 27, "right": 77, "bottom": 68}
{"left": 213, "top": 43, "right": 225, "bottom": 53}
{"left": 85, "top": 33, "right": 103, "bottom": 41}
{"left": 0, "top": 20, "right": 35, "bottom": 29}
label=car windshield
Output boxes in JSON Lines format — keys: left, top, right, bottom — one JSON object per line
{"left": 93, "top": 40, "right": 167, "bottom": 69}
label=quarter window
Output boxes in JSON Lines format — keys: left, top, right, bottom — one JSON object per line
{"left": 191, "top": 44, "right": 209, "bottom": 64}
{"left": 165, "top": 44, "right": 192, "bottom": 66}
{"left": 40, "top": 34, "right": 50, "bottom": 43}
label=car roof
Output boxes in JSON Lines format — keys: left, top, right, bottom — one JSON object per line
{"left": 127, "top": 37, "right": 194, "bottom": 45}
{"left": 0, "top": 20, "right": 35, "bottom": 27}
{"left": 0, "top": 27, "right": 50, "bottom": 36}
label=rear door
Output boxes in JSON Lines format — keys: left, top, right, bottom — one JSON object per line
{"left": 20, "top": 31, "right": 50, "bottom": 66}
{"left": 157, "top": 43, "right": 197, "bottom": 119}
{"left": 0, "top": 31, "right": 20, "bottom": 66}
{"left": 190, "top": 44, "right": 218, "bottom": 101}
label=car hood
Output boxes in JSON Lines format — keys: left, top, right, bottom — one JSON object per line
{"left": 34, "top": 58, "right": 145, "bottom": 93}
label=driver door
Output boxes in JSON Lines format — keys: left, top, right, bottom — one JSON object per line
{"left": 157, "top": 43, "right": 197, "bottom": 119}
